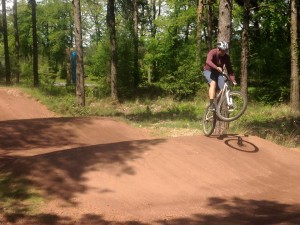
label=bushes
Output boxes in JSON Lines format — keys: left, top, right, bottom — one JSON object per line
{"left": 248, "top": 81, "right": 290, "bottom": 104}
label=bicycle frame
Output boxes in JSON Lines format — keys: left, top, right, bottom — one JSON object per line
{"left": 215, "top": 74, "right": 232, "bottom": 105}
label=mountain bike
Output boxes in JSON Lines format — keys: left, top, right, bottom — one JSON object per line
{"left": 202, "top": 73, "right": 247, "bottom": 136}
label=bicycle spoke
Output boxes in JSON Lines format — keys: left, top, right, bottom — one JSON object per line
{"left": 216, "top": 91, "right": 247, "bottom": 122}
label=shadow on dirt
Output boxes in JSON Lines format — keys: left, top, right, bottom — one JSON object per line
{"left": 155, "top": 197, "right": 300, "bottom": 225}
{"left": 224, "top": 138, "right": 259, "bottom": 153}
{"left": 0, "top": 138, "right": 166, "bottom": 204}
{"left": 2, "top": 213, "right": 149, "bottom": 225}
{"left": 0, "top": 117, "right": 93, "bottom": 152}
{"left": 1, "top": 197, "right": 300, "bottom": 225}
{"left": 213, "top": 134, "right": 260, "bottom": 153}
{"left": 0, "top": 137, "right": 166, "bottom": 224}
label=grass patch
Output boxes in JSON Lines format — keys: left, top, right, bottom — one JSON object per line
{"left": 0, "top": 173, "right": 44, "bottom": 222}
{"left": 229, "top": 103, "right": 300, "bottom": 148}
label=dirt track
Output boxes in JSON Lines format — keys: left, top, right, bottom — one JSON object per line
{"left": 0, "top": 87, "right": 300, "bottom": 225}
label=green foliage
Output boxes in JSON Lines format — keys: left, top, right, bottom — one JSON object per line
{"left": 15, "top": 1, "right": 33, "bottom": 59}
{"left": 249, "top": 83, "right": 290, "bottom": 104}
{"left": 85, "top": 40, "right": 111, "bottom": 97}
{"left": 38, "top": 60, "right": 59, "bottom": 86}
{"left": 38, "top": 0, "right": 73, "bottom": 71}
{"left": 81, "top": 0, "right": 106, "bottom": 44}
{"left": 116, "top": 26, "right": 136, "bottom": 97}
{"left": 254, "top": 0, "right": 289, "bottom": 37}
{"left": 141, "top": 0, "right": 200, "bottom": 99}
{"left": 1, "top": 0, "right": 297, "bottom": 106}
{"left": 159, "top": 59, "right": 201, "bottom": 99}
{"left": 232, "top": 0, "right": 292, "bottom": 104}
{"left": 19, "top": 61, "right": 34, "bottom": 85}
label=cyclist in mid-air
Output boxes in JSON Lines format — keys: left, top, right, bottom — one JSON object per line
{"left": 203, "top": 41, "right": 237, "bottom": 111}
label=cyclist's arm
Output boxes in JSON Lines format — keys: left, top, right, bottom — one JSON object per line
{"left": 225, "top": 55, "right": 237, "bottom": 85}
{"left": 206, "top": 49, "right": 222, "bottom": 73}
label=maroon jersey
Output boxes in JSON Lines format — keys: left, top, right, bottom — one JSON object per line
{"left": 203, "top": 48, "right": 234, "bottom": 76}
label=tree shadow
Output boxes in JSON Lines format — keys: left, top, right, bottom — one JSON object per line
{"left": 0, "top": 116, "right": 166, "bottom": 223}
{"left": 0, "top": 136, "right": 165, "bottom": 224}
{"left": 156, "top": 197, "right": 300, "bottom": 225}
{"left": 0, "top": 117, "right": 94, "bottom": 152}
{"left": 2, "top": 197, "right": 300, "bottom": 225}
{"left": 2, "top": 213, "right": 150, "bottom": 225}
{"left": 0, "top": 138, "right": 165, "bottom": 204}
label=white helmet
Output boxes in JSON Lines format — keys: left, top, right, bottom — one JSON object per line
{"left": 217, "top": 41, "right": 229, "bottom": 51}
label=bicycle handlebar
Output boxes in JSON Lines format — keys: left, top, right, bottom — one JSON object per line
{"left": 221, "top": 73, "right": 237, "bottom": 86}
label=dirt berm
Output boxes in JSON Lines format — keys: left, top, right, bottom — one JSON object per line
{"left": 0, "top": 87, "right": 299, "bottom": 225}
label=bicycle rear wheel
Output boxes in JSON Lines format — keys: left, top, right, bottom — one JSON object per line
{"left": 216, "top": 90, "right": 247, "bottom": 122}
{"left": 202, "top": 106, "right": 216, "bottom": 136}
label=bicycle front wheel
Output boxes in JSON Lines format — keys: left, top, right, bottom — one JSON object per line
{"left": 216, "top": 91, "right": 247, "bottom": 122}
{"left": 202, "top": 106, "right": 216, "bottom": 136}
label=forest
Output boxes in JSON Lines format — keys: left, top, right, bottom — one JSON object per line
{"left": 0, "top": 0, "right": 299, "bottom": 111}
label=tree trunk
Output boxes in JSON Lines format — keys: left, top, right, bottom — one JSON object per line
{"left": 146, "top": 0, "right": 162, "bottom": 36}
{"left": 206, "top": 0, "right": 213, "bottom": 50}
{"left": 197, "top": 0, "right": 204, "bottom": 66}
{"left": 2, "top": 0, "right": 11, "bottom": 85}
{"left": 30, "top": 0, "right": 39, "bottom": 87}
{"left": 13, "top": 0, "right": 20, "bottom": 84}
{"left": 147, "top": 0, "right": 159, "bottom": 83}
{"left": 217, "top": 0, "right": 232, "bottom": 43}
{"left": 290, "top": 0, "right": 299, "bottom": 111}
{"left": 66, "top": 48, "right": 71, "bottom": 86}
{"left": 241, "top": 0, "right": 250, "bottom": 99}
{"left": 214, "top": 0, "right": 233, "bottom": 135}
{"left": 133, "top": 0, "right": 139, "bottom": 88}
{"left": 107, "top": 0, "right": 118, "bottom": 101}
{"left": 73, "top": 0, "right": 85, "bottom": 106}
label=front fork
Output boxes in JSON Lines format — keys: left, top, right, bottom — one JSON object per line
{"left": 226, "top": 90, "right": 233, "bottom": 106}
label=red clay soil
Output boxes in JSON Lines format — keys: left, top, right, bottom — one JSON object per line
{"left": 0, "top": 87, "right": 300, "bottom": 225}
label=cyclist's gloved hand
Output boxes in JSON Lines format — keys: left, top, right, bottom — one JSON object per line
{"left": 230, "top": 75, "right": 237, "bottom": 85}
{"left": 217, "top": 67, "right": 223, "bottom": 73}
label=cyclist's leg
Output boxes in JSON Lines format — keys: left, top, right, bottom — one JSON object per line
{"left": 217, "top": 74, "right": 225, "bottom": 90}
{"left": 216, "top": 74, "right": 227, "bottom": 117}
{"left": 203, "top": 70, "right": 217, "bottom": 109}
{"left": 209, "top": 81, "right": 216, "bottom": 100}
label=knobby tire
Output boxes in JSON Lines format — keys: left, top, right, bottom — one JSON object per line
{"left": 202, "top": 106, "right": 216, "bottom": 136}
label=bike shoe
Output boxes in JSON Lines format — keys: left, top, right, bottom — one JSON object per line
{"left": 209, "top": 104, "right": 216, "bottom": 111}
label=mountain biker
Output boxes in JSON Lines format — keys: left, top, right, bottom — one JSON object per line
{"left": 203, "top": 41, "right": 237, "bottom": 110}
